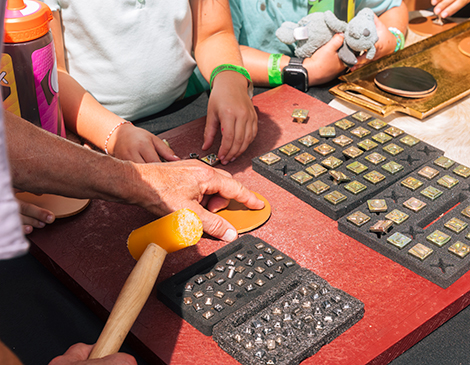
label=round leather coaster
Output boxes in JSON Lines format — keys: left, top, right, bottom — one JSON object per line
{"left": 458, "top": 37, "right": 470, "bottom": 57}
{"left": 15, "top": 192, "right": 90, "bottom": 219}
{"left": 374, "top": 67, "right": 437, "bottom": 98}
{"left": 216, "top": 191, "right": 271, "bottom": 233}
{"left": 409, "top": 16, "right": 457, "bottom": 37}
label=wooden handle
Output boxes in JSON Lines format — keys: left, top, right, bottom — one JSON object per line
{"left": 89, "top": 243, "right": 167, "bottom": 359}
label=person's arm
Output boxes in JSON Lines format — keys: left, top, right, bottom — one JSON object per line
{"left": 5, "top": 111, "right": 264, "bottom": 242}
{"left": 432, "top": 0, "right": 470, "bottom": 17}
{"left": 49, "top": 11, "right": 178, "bottom": 164}
{"left": 190, "top": 0, "right": 258, "bottom": 165}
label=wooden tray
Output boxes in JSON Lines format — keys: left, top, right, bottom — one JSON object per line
{"left": 330, "top": 20, "right": 470, "bottom": 119}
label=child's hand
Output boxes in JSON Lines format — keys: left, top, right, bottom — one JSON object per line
{"left": 48, "top": 343, "right": 137, "bottom": 365}
{"left": 433, "top": 0, "right": 470, "bottom": 17}
{"left": 110, "top": 123, "right": 180, "bottom": 163}
{"left": 203, "top": 71, "right": 258, "bottom": 165}
{"left": 15, "top": 193, "right": 55, "bottom": 235}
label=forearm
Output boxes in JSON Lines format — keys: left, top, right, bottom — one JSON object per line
{"left": 379, "top": 2, "right": 409, "bottom": 35}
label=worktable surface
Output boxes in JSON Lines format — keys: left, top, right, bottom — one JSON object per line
{"left": 26, "top": 85, "right": 470, "bottom": 365}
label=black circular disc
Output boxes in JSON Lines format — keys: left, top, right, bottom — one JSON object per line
{"left": 374, "top": 67, "right": 437, "bottom": 98}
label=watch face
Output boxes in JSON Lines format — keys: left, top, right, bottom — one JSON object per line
{"left": 283, "top": 66, "right": 308, "bottom": 92}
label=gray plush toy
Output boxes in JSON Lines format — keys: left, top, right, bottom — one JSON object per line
{"left": 276, "top": 8, "right": 378, "bottom": 67}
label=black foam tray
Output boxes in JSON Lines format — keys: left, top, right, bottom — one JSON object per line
{"left": 252, "top": 112, "right": 443, "bottom": 220}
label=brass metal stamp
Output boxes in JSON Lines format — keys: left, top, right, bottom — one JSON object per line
{"left": 347, "top": 211, "right": 371, "bottom": 226}
{"left": 342, "top": 146, "right": 364, "bottom": 159}
{"left": 357, "top": 139, "right": 378, "bottom": 151}
{"left": 363, "top": 170, "right": 386, "bottom": 184}
{"left": 314, "top": 143, "right": 335, "bottom": 156}
{"left": 329, "top": 170, "right": 350, "bottom": 184}
{"left": 279, "top": 143, "right": 300, "bottom": 156}
{"left": 369, "top": 219, "right": 393, "bottom": 233}
{"left": 453, "top": 164, "right": 470, "bottom": 178}
{"left": 444, "top": 217, "right": 468, "bottom": 233}
{"left": 351, "top": 111, "right": 372, "bottom": 122}
{"left": 298, "top": 135, "right": 319, "bottom": 147}
{"left": 259, "top": 152, "right": 281, "bottom": 165}
{"left": 332, "top": 135, "right": 354, "bottom": 147}
{"left": 367, "top": 119, "right": 388, "bottom": 130}
{"left": 350, "top": 126, "right": 371, "bottom": 138}
{"left": 385, "top": 209, "right": 409, "bottom": 224}
{"left": 367, "top": 199, "right": 388, "bottom": 213}
{"left": 347, "top": 161, "right": 368, "bottom": 175}
{"left": 408, "top": 243, "right": 433, "bottom": 260}
{"left": 335, "top": 118, "right": 355, "bottom": 130}
{"left": 365, "top": 152, "right": 386, "bottom": 165}
{"left": 437, "top": 175, "right": 459, "bottom": 189}
{"left": 319, "top": 126, "right": 336, "bottom": 138}
{"left": 201, "top": 153, "right": 220, "bottom": 166}
{"left": 324, "top": 191, "right": 347, "bottom": 205}
{"left": 434, "top": 156, "right": 455, "bottom": 169}
{"left": 307, "top": 180, "right": 330, "bottom": 195}
{"left": 382, "top": 143, "right": 404, "bottom": 156}
{"left": 294, "top": 152, "right": 316, "bottom": 165}
{"left": 401, "top": 176, "right": 423, "bottom": 190}
{"left": 381, "top": 161, "right": 404, "bottom": 174}
{"left": 426, "top": 230, "right": 451, "bottom": 247}
{"left": 384, "top": 126, "right": 404, "bottom": 137}
{"left": 418, "top": 166, "right": 439, "bottom": 180}
{"left": 420, "top": 186, "right": 443, "bottom": 200}
{"left": 387, "top": 232, "right": 412, "bottom": 249}
{"left": 372, "top": 132, "right": 392, "bottom": 144}
{"left": 400, "top": 135, "right": 420, "bottom": 147}
{"left": 449, "top": 241, "right": 470, "bottom": 258}
{"left": 321, "top": 156, "right": 343, "bottom": 169}
{"left": 290, "top": 171, "right": 314, "bottom": 185}
{"left": 344, "top": 180, "right": 367, "bottom": 194}
{"left": 403, "top": 197, "right": 427, "bottom": 212}
{"left": 305, "top": 164, "right": 327, "bottom": 177}
{"left": 292, "top": 109, "right": 309, "bottom": 123}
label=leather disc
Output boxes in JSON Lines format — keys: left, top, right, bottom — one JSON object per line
{"left": 458, "top": 37, "right": 470, "bottom": 57}
{"left": 409, "top": 16, "right": 457, "bottom": 37}
{"left": 15, "top": 192, "right": 90, "bottom": 218}
{"left": 216, "top": 191, "right": 271, "bottom": 233}
{"left": 374, "top": 67, "right": 437, "bottom": 98}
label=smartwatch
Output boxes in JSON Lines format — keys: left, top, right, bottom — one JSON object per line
{"left": 282, "top": 57, "right": 308, "bottom": 92}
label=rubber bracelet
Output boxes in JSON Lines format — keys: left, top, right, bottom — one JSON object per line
{"left": 104, "top": 120, "right": 132, "bottom": 155}
{"left": 268, "top": 53, "right": 283, "bottom": 87}
{"left": 388, "top": 27, "right": 405, "bottom": 52}
{"left": 209, "top": 64, "right": 253, "bottom": 97}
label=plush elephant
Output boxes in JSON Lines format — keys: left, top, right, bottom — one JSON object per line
{"left": 276, "top": 8, "right": 378, "bottom": 67}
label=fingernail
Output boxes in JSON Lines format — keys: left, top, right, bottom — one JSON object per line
{"left": 46, "top": 215, "right": 54, "bottom": 223}
{"left": 24, "top": 225, "right": 32, "bottom": 234}
{"left": 230, "top": 157, "right": 236, "bottom": 162}
{"left": 222, "top": 229, "right": 237, "bottom": 242}
{"left": 219, "top": 155, "right": 225, "bottom": 162}
{"left": 38, "top": 222, "right": 46, "bottom": 228}
{"left": 173, "top": 155, "right": 181, "bottom": 160}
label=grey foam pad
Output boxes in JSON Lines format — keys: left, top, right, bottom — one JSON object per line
{"left": 252, "top": 112, "right": 443, "bottom": 220}
{"left": 213, "top": 267, "right": 365, "bottom": 365}
{"left": 338, "top": 157, "right": 470, "bottom": 288}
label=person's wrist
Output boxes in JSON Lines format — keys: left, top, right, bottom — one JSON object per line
{"left": 388, "top": 27, "right": 405, "bottom": 53}
{"left": 210, "top": 64, "right": 253, "bottom": 98}
{"left": 104, "top": 120, "right": 133, "bottom": 156}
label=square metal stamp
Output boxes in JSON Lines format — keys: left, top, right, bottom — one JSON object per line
{"left": 291, "top": 109, "right": 309, "bottom": 123}
{"left": 279, "top": 143, "right": 300, "bottom": 156}
{"left": 372, "top": 132, "right": 392, "bottom": 144}
{"left": 434, "top": 156, "right": 455, "bottom": 169}
{"left": 319, "top": 126, "right": 336, "bottom": 138}
{"left": 343, "top": 146, "right": 364, "bottom": 159}
{"left": 454, "top": 164, "right": 470, "bottom": 178}
{"left": 294, "top": 152, "right": 316, "bottom": 165}
{"left": 387, "top": 232, "right": 412, "bottom": 249}
{"left": 449, "top": 241, "right": 470, "bottom": 258}
{"left": 381, "top": 161, "right": 404, "bottom": 175}
{"left": 401, "top": 176, "right": 424, "bottom": 191}
{"left": 461, "top": 205, "right": 470, "bottom": 219}
{"left": 444, "top": 217, "right": 468, "bottom": 233}
{"left": 290, "top": 171, "right": 313, "bottom": 185}
{"left": 345, "top": 180, "right": 367, "bottom": 194}
{"left": 357, "top": 139, "right": 378, "bottom": 151}
{"left": 332, "top": 135, "right": 354, "bottom": 147}
{"left": 408, "top": 243, "right": 433, "bottom": 261}
{"left": 370, "top": 220, "right": 393, "bottom": 233}
{"left": 352, "top": 111, "right": 372, "bottom": 122}
{"left": 365, "top": 152, "right": 386, "bottom": 165}
{"left": 420, "top": 186, "right": 443, "bottom": 201}
{"left": 335, "top": 118, "right": 355, "bottom": 130}
{"left": 384, "top": 126, "right": 404, "bottom": 137}
{"left": 307, "top": 180, "right": 330, "bottom": 195}
{"left": 259, "top": 152, "right": 281, "bottom": 166}
{"left": 329, "top": 170, "right": 350, "bottom": 184}
{"left": 437, "top": 175, "right": 459, "bottom": 189}
{"left": 385, "top": 209, "right": 409, "bottom": 224}
{"left": 298, "top": 135, "right": 319, "bottom": 147}
{"left": 324, "top": 191, "right": 347, "bottom": 205}
{"left": 383, "top": 143, "right": 404, "bottom": 156}
{"left": 400, "top": 135, "right": 420, "bottom": 147}
{"left": 350, "top": 126, "right": 371, "bottom": 138}
{"left": 426, "top": 230, "right": 451, "bottom": 247}
{"left": 363, "top": 170, "right": 386, "bottom": 184}
{"left": 321, "top": 156, "right": 343, "bottom": 169}
{"left": 347, "top": 161, "right": 368, "bottom": 175}
{"left": 305, "top": 164, "right": 327, "bottom": 177}
{"left": 314, "top": 143, "right": 335, "bottom": 156}
{"left": 367, "top": 199, "right": 387, "bottom": 212}
{"left": 368, "top": 118, "right": 388, "bottom": 130}
{"left": 347, "top": 211, "right": 371, "bottom": 226}
{"left": 201, "top": 153, "right": 220, "bottom": 166}
{"left": 403, "top": 197, "right": 427, "bottom": 212}
{"left": 418, "top": 166, "right": 439, "bottom": 180}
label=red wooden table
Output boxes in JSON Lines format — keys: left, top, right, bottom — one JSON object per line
{"left": 28, "top": 85, "right": 470, "bottom": 364}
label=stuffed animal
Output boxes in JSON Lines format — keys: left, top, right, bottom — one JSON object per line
{"left": 276, "top": 8, "right": 378, "bottom": 67}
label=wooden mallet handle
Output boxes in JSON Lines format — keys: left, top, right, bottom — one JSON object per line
{"left": 88, "top": 243, "right": 166, "bottom": 359}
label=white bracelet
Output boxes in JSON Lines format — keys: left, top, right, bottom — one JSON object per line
{"left": 104, "top": 121, "right": 132, "bottom": 155}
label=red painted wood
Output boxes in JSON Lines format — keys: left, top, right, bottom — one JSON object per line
{"left": 28, "top": 85, "right": 470, "bottom": 364}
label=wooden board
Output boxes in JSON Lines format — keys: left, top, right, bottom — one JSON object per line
{"left": 27, "top": 85, "right": 470, "bottom": 365}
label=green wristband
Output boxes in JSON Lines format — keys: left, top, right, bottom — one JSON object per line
{"left": 268, "top": 53, "right": 283, "bottom": 87}
{"left": 388, "top": 27, "right": 405, "bottom": 52}
{"left": 209, "top": 64, "right": 252, "bottom": 90}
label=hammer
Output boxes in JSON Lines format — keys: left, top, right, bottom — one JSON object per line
{"left": 88, "top": 208, "right": 203, "bottom": 359}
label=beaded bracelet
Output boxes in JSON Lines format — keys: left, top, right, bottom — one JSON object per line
{"left": 209, "top": 64, "right": 253, "bottom": 98}
{"left": 388, "top": 27, "right": 405, "bottom": 53}
{"left": 104, "top": 120, "right": 132, "bottom": 155}
{"left": 268, "top": 53, "right": 283, "bottom": 87}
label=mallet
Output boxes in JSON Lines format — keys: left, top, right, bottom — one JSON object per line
{"left": 88, "top": 208, "right": 203, "bottom": 359}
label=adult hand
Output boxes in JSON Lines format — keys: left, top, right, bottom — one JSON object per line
{"left": 203, "top": 71, "right": 258, "bottom": 165}
{"left": 48, "top": 343, "right": 136, "bottom": 365}
{"left": 15, "top": 192, "right": 55, "bottom": 234}
{"left": 133, "top": 159, "right": 264, "bottom": 242}
{"left": 433, "top": 0, "right": 470, "bottom": 17}
{"left": 110, "top": 123, "right": 180, "bottom": 164}
{"left": 303, "top": 34, "right": 346, "bottom": 86}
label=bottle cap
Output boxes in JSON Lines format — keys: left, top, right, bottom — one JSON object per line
{"left": 4, "top": 0, "right": 53, "bottom": 43}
